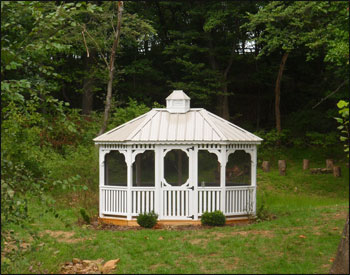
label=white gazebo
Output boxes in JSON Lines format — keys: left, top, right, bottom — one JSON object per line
{"left": 94, "top": 90, "right": 262, "bottom": 226}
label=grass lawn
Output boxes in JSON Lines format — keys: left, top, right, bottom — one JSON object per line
{"left": 1, "top": 149, "right": 349, "bottom": 274}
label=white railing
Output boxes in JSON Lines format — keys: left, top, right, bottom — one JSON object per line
{"left": 225, "top": 186, "right": 255, "bottom": 215}
{"left": 162, "top": 189, "right": 190, "bottom": 218}
{"left": 101, "top": 186, "right": 128, "bottom": 215}
{"left": 100, "top": 185, "right": 255, "bottom": 218}
{"left": 131, "top": 187, "right": 155, "bottom": 215}
{"left": 197, "top": 188, "right": 221, "bottom": 215}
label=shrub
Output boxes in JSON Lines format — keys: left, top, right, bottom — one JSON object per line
{"left": 80, "top": 208, "right": 90, "bottom": 224}
{"left": 137, "top": 211, "right": 158, "bottom": 228}
{"left": 201, "top": 210, "right": 226, "bottom": 226}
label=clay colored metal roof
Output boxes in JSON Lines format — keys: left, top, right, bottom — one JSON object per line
{"left": 93, "top": 108, "right": 262, "bottom": 144}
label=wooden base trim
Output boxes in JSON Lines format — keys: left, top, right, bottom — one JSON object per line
{"left": 99, "top": 216, "right": 252, "bottom": 227}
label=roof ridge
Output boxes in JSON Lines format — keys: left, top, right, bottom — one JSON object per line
{"left": 126, "top": 109, "right": 158, "bottom": 141}
{"left": 199, "top": 109, "right": 226, "bottom": 141}
{"left": 93, "top": 112, "right": 149, "bottom": 141}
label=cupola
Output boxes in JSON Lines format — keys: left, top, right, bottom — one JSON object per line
{"left": 166, "top": 90, "right": 190, "bottom": 113}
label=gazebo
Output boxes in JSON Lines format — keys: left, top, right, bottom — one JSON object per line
{"left": 94, "top": 90, "right": 262, "bottom": 226}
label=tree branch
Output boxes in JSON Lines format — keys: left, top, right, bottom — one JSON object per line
{"left": 81, "top": 29, "right": 89, "bottom": 57}
{"left": 82, "top": 25, "right": 109, "bottom": 67}
{"left": 312, "top": 80, "right": 348, "bottom": 109}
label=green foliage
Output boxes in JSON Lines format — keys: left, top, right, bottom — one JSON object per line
{"left": 201, "top": 211, "right": 226, "bottom": 226}
{"left": 255, "top": 192, "right": 274, "bottom": 222}
{"left": 335, "top": 100, "right": 349, "bottom": 157}
{"left": 244, "top": 2, "right": 348, "bottom": 59}
{"left": 256, "top": 128, "right": 339, "bottom": 151}
{"left": 136, "top": 211, "right": 158, "bottom": 228}
{"left": 305, "top": 131, "right": 338, "bottom": 148}
{"left": 255, "top": 129, "right": 290, "bottom": 148}
{"left": 79, "top": 208, "right": 91, "bottom": 224}
{"left": 109, "top": 98, "right": 163, "bottom": 129}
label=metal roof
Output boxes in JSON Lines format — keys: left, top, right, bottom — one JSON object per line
{"left": 93, "top": 108, "right": 262, "bottom": 143}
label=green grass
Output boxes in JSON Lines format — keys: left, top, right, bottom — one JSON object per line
{"left": 1, "top": 148, "right": 349, "bottom": 274}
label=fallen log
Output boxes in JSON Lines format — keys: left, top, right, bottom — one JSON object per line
{"left": 310, "top": 168, "right": 332, "bottom": 174}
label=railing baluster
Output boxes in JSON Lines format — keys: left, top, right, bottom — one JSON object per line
{"left": 172, "top": 191, "right": 175, "bottom": 216}
{"left": 183, "top": 190, "right": 185, "bottom": 216}
{"left": 142, "top": 190, "right": 145, "bottom": 213}
{"left": 176, "top": 190, "right": 179, "bottom": 216}
{"left": 146, "top": 191, "right": 149, "bottom": 213}
{"left": 208, "top": 190, "right": 212, "bottom": 212}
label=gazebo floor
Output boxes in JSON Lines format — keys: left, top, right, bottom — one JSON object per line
{"left": 98, "top": 217, "right": 251, "bottom": 227}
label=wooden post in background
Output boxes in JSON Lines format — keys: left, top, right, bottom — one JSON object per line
{"left": 303, "top": 159, "right": 309, "bottom": 170}
{"left": 333, "top": 166, "right": 341, "bottom": 177}
{"left": 326, "top": 159, "right": 334, "bottom": 170}
{"left": 278, "top": 160, "right": 286, "bottom": 176}
{"left": 262, "top": 161, "right": 270, "bottom": 172}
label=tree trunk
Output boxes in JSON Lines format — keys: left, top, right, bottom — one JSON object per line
{"left": 82, "top": 52, "right": 95, "bottom": 115}
{"left": 274, "top": 52, "right": 289, "bottom": 134}
{"left": 330, "top": 213, "right": 349, "bottom": 274}
{"left": 333, "top": 166, "right": 341, "bottom": 177}
{"left": 220, "top": 83, "right": 230, "bottom": 120}
{"left": 262, "top": 161, "right": 270, "bottom": 172}
{"left": 303, "top": 159, "right": 309, "bottom": 170}
{"left": 278, "top": 160, "right": 286, "bottom": 176}
{"left": 326, "top": 159, "right": 334, "bottom": 170}
{"left": 82, "top": 78, "right": 93, "bottom": 115}
{"left": 207, "top": 32, "right": 232, "bottom": 120}
{"left": 98, "top": 1, "right": 123, "bottom": 136}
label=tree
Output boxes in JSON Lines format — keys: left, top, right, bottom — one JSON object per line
{"left": 244, "top": 1, "right": 349, "bottom": 134}
{"left": 98, "top": 1, "right": 124, "bottom": 135}
{"left": 59, "top": 1, "right": 155, "bottom": 134}
{"left": 127, "top": 1, "right": 258, "bottom": 119}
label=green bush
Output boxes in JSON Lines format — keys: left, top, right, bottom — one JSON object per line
{"left": 80, "top": 208, "right": 90, "bottom": 224}
{"left": 201, "top": 210, "right": 226, "bottom": 226}
{"left": 137, "top": 211, "right": 158, "bottom": 228}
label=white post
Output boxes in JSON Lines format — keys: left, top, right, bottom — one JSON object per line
{"left": 99, "top": 146, "right": 103, "bottom": 218}
{"left": 154, "top": 145, "right": 161, "bottom": 219}
{"left": 159, "top": 146, "right": 165, "bottom": 219}
{"left": 193, "top": 146, "right": 198, "bottom": 220}
{"left": 220, "top": 147, "right": 227, "bottom": 214}
{"left": 99, "top": 147, "right": 109, "bottom": 218}
{"left": 251, "top": 145, "right": 257, "bottom": 215}
{"left": 126, "top": 147, "right": 133, "bottom": 220}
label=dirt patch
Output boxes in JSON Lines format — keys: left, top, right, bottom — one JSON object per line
{"left": 187, "top": 238, "right": 209, "bottom": 247}
{"left": 90, "top": 221, "right": 142, "bottom": 231}
{"left": 89, "top": 220, "right": 250, "bottom": 231}
{"left": 222, "top": 257, "right": 239, "bottom": 271}
{"left": 39, "top": 230, "right": 92, "bottom": 243}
